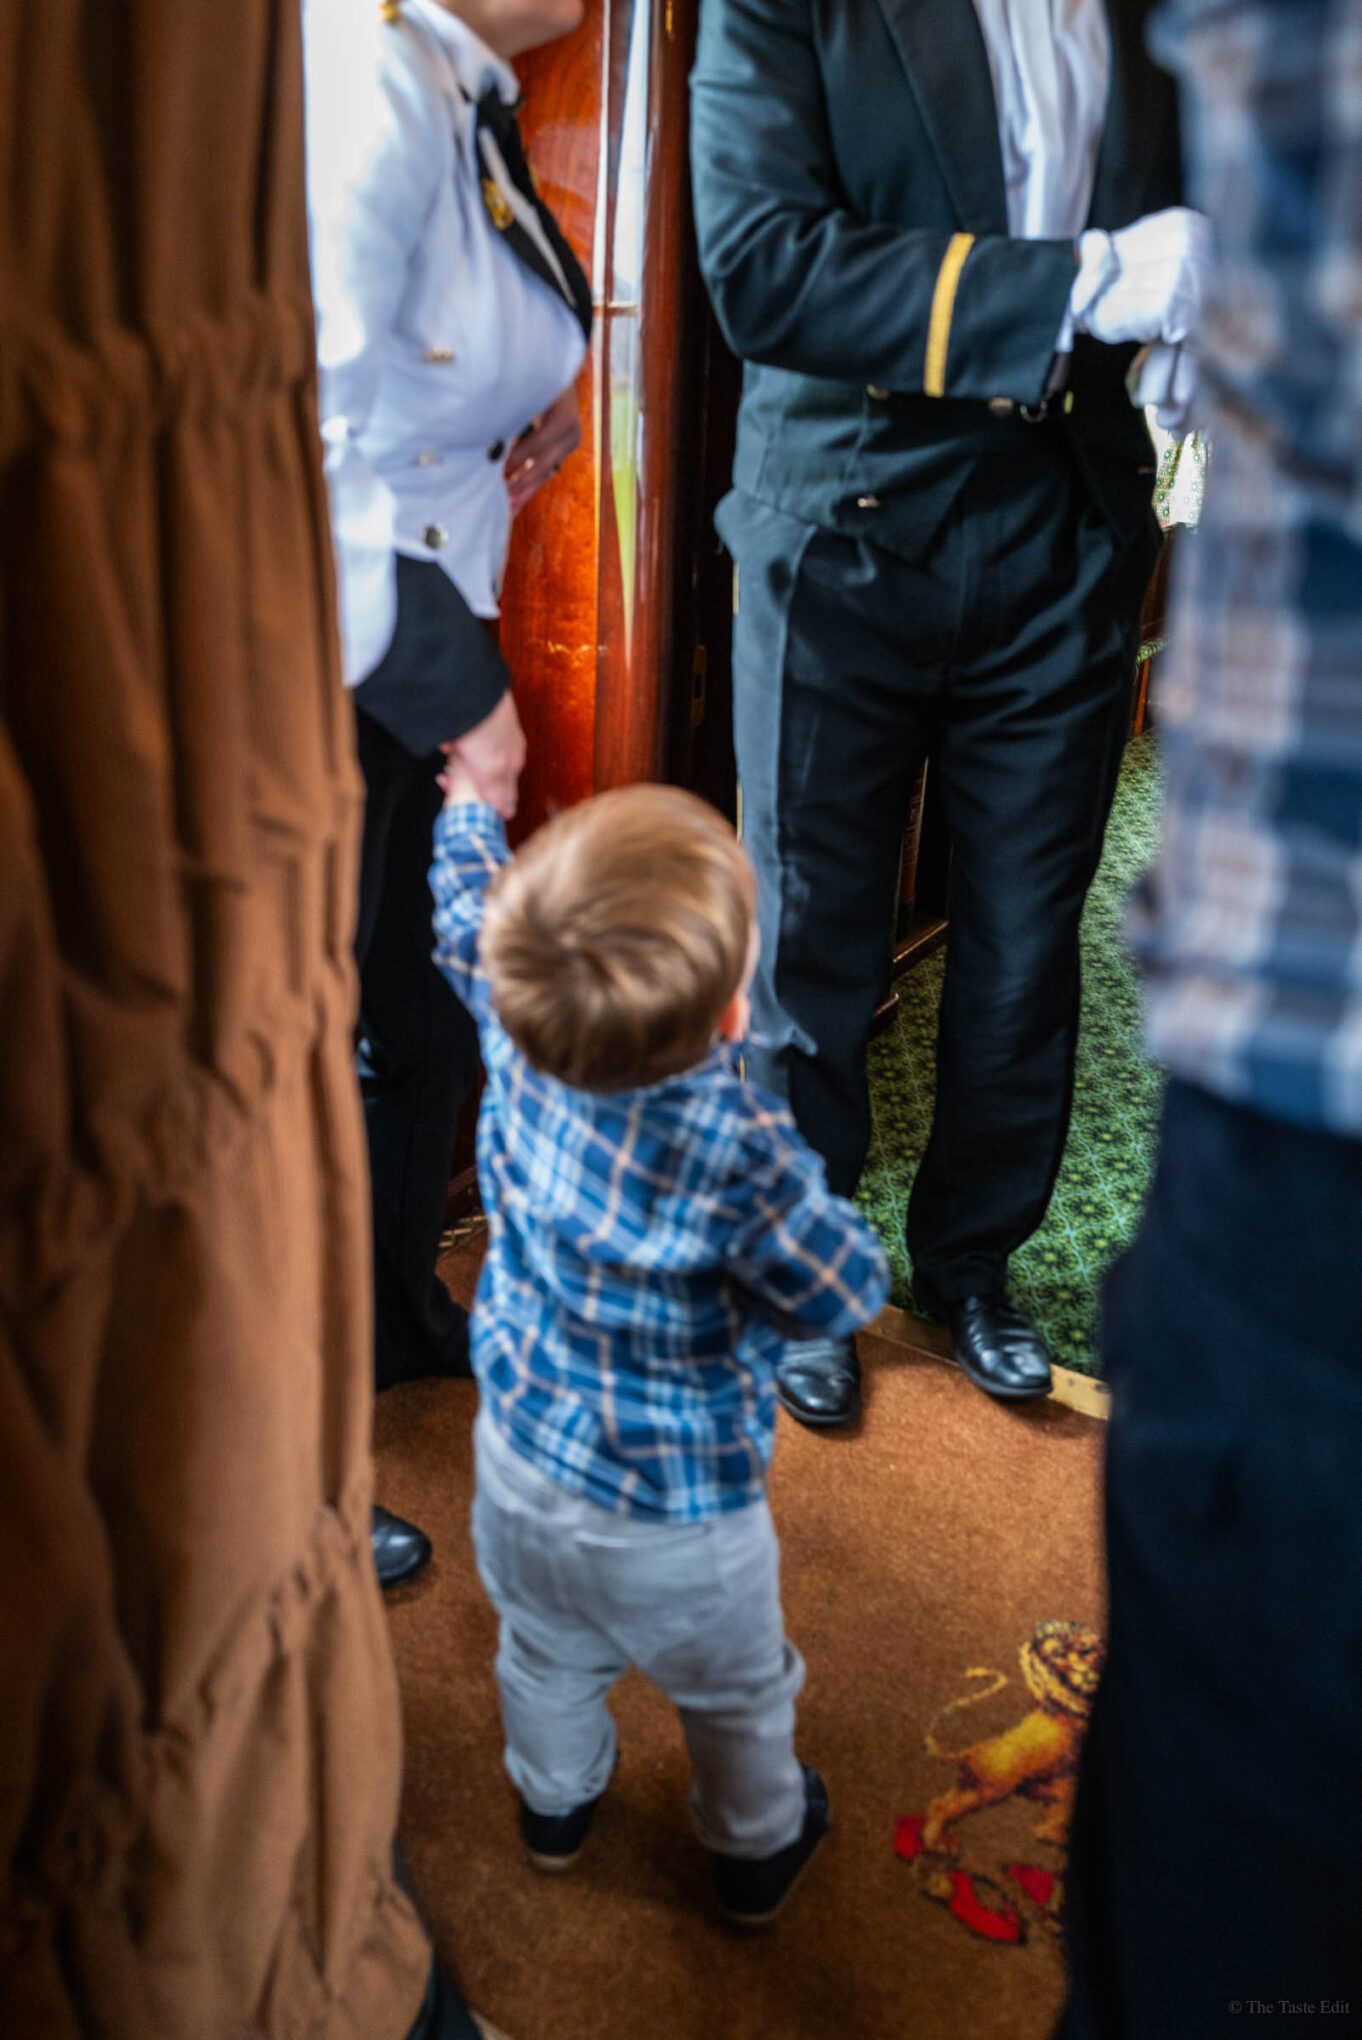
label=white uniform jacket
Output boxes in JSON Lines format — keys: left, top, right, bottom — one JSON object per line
{"left": 304, "top": 0, "right": 589, "bottom": 686}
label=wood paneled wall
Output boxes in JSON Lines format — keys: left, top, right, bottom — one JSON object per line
{"left": 500, "top": 0, "right": 717, "bottom": 835}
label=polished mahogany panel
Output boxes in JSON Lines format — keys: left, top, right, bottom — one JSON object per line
{"left": 450, "top": 0, "right": 724, "bottom": 1207}
{"left": 499, "top": 0, "right": 713, "bottom": 835}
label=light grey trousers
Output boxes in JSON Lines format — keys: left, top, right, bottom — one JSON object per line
{"left": 471, "top": 1412, "right": 808, "bottom": 1858}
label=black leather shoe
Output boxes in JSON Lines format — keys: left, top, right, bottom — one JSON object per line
{"left": 371, "top": 1503, "right": 433, "bottom": 1590}
{"left": 712, "top": 1765, "right": 831, "bottom": 1928}
{"left": 916, "top": 1281, "right": 1053, "bottom": 1402}
{"left": 775, "top": 1338, "right": 860, "bottom": 1428}
{"left": 519, "top": 1786, "right": 606, "bottom": 1872}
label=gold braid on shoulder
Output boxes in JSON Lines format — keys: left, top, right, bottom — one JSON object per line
{"left": 379, "top": 0, "right": 403, "bottom": 20}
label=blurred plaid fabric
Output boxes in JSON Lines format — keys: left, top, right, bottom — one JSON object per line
{"left": 1133, "top": 0, "right": 1362, "bottom": 1133}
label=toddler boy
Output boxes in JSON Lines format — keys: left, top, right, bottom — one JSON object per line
{"left": 431, "top": 765, "right": 889, "bottom": 1925}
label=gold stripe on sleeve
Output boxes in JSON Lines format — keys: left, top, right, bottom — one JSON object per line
{"left": 924, "top": 233, "right": 975, "bottom": 399}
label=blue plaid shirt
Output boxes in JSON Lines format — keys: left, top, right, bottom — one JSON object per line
{"left": 1133, "top": 1, "right": 1362, "bottom": 1135}
{"left": 430, "top": 803, "right": 890, "bottom": 1521}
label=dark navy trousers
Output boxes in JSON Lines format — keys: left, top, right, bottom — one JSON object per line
{"left": 1060, "top": 1080, "right": 1362, "bottom": 2037}
{"left": 724, "top": 451, "right": 1155, "bottom": 1299}
{"left": 352, "top": 558, "right": 504, "bottom": 1390}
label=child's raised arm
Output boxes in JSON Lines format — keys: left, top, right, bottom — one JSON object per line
{"left": 429, "top": 780, "right": 511, "bottom": 1024}
{"left": 723, "top": 1105, "right": 890, "bottom": 1340}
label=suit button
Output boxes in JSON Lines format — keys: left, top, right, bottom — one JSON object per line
{"left": 988, "top": 397, "right": 1017, "bottom": 417}
{"left": 424, "top": 346, "right": 455, "bottom": 364}
{"left": 867, "top": 385, "right": 889, "bottom": 400}
{"left": 856, "top": 494, "right": 881, "bottom": 510}
{"left": 423, "top": 523, "right": 448, "bottom": 551}
{"left": 487, "top": 439, "right": 506, "bottom": 462}
{"left": 415, "top": 450, "right": 441, "bottom": 467}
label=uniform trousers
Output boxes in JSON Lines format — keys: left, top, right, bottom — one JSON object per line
{"left": 471, "top": 1412, "right": 808, "bottom": 1857}
{"left": 724, "top": 456, "right": 1155, "bottom": 1299}
{"left": 353, "top": 557, "right": 507, "bottom": 1390}
{"left": 1059, "top": 1082, "right": 1362, "bottom": 2037}
{"left": 355, "top": 707, "right": 478, "bottom": 1387}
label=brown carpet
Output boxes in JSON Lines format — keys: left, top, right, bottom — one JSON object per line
{"left": 376, "top": 1258, "right": 1104, "bottom": 2040}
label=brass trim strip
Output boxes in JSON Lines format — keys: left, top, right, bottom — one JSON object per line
{"left": 924, "top": 233, "right": 975, "bottom": 399}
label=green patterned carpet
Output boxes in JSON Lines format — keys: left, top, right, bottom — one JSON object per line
{"left": 859, "top": 734, "right": 1164, "bottom": 1378}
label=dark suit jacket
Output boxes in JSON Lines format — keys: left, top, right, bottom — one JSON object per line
{"left": 353, "top": 557, "right": 509, "bottom": 757}
{"left": 690, "top": 0, "right": 1182, "bottom": 554}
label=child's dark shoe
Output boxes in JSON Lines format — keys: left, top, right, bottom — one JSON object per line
{"left": 711, "top": 1765, "right": 830, "bottom": 1928}
{"left": 519, "top": 1790, "right": 604, "bottom": 1872}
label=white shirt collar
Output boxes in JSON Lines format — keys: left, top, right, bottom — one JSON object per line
{"left": 406, "top": 1, "right": 519, "bottom": 106}
{"left": 969, "top": 0, "right": 1111, "bottom": 240}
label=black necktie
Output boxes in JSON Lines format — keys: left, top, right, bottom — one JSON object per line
{"left": 475, "top": 89, "right": 593, "bottom": 342}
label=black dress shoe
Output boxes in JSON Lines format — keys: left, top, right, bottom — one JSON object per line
{"left": 775, "top": 1337, "right": 860, "bottom": 1428}
{"left": 711, "top": 1765, "right": 831, "bottom": 1928}
{"left": 519, "top": 1785, "right": 606, "bottom": 1872}
{"left": 916, "top": 1281, "right": 1053, "bottom": 1402}
{"left": 371, "top": 1503, "right": 433, "bottom": 1590}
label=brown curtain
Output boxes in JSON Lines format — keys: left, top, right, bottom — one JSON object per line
{"left": 0, "top": 4, "right": 430, "bottom": 2033}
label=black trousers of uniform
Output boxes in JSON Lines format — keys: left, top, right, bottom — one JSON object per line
{"left": 354, "top": 708, "right": 478, "bottom": 1388}
{"left": 1058, "top": 1082, "right": 1362, "bottom": 2038}
{"left": 725, "top": 451, "right": 1155, "bottom": 1301}
{"left": 353, "top": 558, "right": 506, "bottom": 1391}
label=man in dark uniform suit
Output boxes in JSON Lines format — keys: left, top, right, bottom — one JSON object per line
{"left": 690, "top": 0, "right": 1205, "bottom": 1425}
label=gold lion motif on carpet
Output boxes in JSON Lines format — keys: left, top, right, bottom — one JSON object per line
{"left": 895, "top": 1619, "right": 1104, "bottom": 1945}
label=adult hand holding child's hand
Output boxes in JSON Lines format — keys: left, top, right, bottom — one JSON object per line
{"left": 437, "top": 749, "right": 482, "bottom": 808}
{"left": 441, "top": 689, "right": 526, "bottom": 820}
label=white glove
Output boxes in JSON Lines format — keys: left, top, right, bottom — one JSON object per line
{"left": 1128, "top": 341, "right": 1203, "bottom": 436}
{"left": 1070, "top": 207, "right": 1213, "bottom": 349}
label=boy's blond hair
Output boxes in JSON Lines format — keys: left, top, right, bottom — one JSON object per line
{"left": 480, "top": 784, "right": 756, "bottom": 1092}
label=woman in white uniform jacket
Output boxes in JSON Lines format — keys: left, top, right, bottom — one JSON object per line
{"left": 305, "top": 0, "right": 589, "bottom": 1592}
